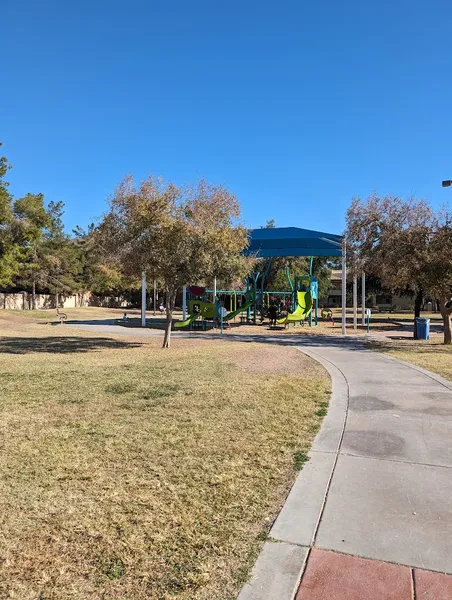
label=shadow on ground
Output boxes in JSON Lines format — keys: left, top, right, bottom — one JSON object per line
{"left": 0, "top": 336, "right": 142, "bottom": 354}
{"left": 48, "top": 318, "right": 167, "bottom": 330}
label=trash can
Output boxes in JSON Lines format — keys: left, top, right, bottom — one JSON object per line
{"left": 415, "top": 317, "right": 430, "bottom": 340}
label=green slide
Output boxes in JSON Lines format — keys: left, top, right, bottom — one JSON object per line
{"left": 223, "top": 299, "right": 255, "bottom": 321}
{"left": 174, "top": 312, "right": 200, "bottom": 328}
{"left": 277, "top": 292, "right": 312, "bottom": 326}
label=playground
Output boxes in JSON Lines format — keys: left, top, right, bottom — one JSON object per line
{"left": 169, "top": 227, "right": 342, "bottom": 334}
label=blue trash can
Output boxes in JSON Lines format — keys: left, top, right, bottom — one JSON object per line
{"left": 415, "top": 317, "right": 430, "bottom": 340}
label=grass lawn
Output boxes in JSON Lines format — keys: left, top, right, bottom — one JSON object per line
{"left": 0, "top": 313, "right": 329, "bottom": 599}
{"left": 0, "top": 306, "right": 171, "bottom": 324}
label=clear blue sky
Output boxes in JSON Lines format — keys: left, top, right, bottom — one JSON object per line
{"left": 2, "top": 0, "right": 451, "bottom": 235}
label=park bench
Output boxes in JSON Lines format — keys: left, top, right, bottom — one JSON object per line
{"left": 376, "top": 304, "right": 396, "bottom": 313}
{"left": 56, "top": 308, "right": 67, "bottom": 324}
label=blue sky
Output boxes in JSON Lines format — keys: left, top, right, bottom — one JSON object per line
{"left": 2, "top": 0, "right": 452, "bottom": 234}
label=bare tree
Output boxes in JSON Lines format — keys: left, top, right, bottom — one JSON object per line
{"left": 346, "top": 194, "right": 452, "bottom": 344}
{"left": 98, "top": 176, "right": 251, "bottom": 347}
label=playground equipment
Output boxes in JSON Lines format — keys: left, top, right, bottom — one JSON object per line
{"left": 174, "top": 287, "right": 216, "bottom": 329}
{"left": 277, "top": 290, "right": 312, "bottom": 326}
{"left": 177, "top": 252, "right": 322, "bottom": 331}
{"left": 174, "top": 311, "right": 200, "bottom": 329}
{"left": 223, "top": 297, "right": 255, "bottom": 321}
{"left": 140, "top": 227, "right": 350, "bottom": 334}
{"left": 179, "top": 267, "right": 319, "bottom": 330}
{"left": 176, "top": 253, "right": 322, "bottom": 330}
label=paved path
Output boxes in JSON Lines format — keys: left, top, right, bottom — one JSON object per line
{"left": 239, "top": 338, "right": 452, "bottom": 600}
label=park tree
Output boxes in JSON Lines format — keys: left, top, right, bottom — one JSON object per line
{"left": 13, "top": 193, "right": 52, "bottom": 308}
{"left": 0, "top": 147, "right": 57, "bottom": 298}
{"left": 0, "top": 146, "right": 22, "bottom": 287}
{"left": 346, "top": 194, "right": 452, "bottom": 344}
{"left": 261, "top": 218, "right": 275, "bottom": 229}
{"left": 312, "top": 256, "right": 334, "bottom": 300}
{"left": 27, "top": 201, "right": 84, "bottom": 306}
{"left": 73, "top": 224, "right": 138, "bottom": 297}
{"left": 423, "top": 208, "right": 452, "bottom": 344}
{"left": 98, "top": 175, "right": 251, "bottom": 348}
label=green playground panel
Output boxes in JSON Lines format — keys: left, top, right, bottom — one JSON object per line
{"left": 189, "top": 300, "right": 216, "bottom": 320}
{"left": 223, "top": 299, "right": 254, "bottom": 321}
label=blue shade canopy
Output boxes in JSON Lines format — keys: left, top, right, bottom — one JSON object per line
{"left": 246, "top": 227, "right": 343, "bottom": 258}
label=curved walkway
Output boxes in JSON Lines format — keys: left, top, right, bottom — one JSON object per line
{"left": 239, "top": 338, "right": 452, "bottom": 600}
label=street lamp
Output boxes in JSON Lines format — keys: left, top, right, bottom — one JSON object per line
{"left": 442, "top": 180, "right": 452, "bottom": 187}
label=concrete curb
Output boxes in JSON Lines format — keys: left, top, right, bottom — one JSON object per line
{"left": 237, "top": 542, "right": 310, "bottom": 600}
{"left": 236, "top": 346, "right": 349, "bottom": 600}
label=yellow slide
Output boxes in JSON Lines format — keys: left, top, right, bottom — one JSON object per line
{"left": 277, "top": 291, "right": 312, "bottom": 326}
{"left": 174, "top": 312, "right": 199, "bottom": 328}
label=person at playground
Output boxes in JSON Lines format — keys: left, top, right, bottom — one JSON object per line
{"left": 321, "top": 306, "right": 335, "bottom": 326}
{"left": 159, "top": 302, "right": 165, "bottom": 314}
{"left": 268, "top": 300, "right": 278, "bottom": 327}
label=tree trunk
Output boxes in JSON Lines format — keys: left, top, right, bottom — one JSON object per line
{"left": 439, "top": 299, "right": 452, "bottom": 345}
{"left": 413, "top": 289, "right": 423, "bottom": 339}
{"left": 55, "top": 292, "right": 59, "bottom": 308}
{"left": 162, "top": 290, "right": 176, "bottom": 348}
{"left": 32, "top": 278, "right": 36, "bottom": 311}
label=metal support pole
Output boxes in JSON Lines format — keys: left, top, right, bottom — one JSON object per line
{"left": 253, "top": 276, "right": 257, "bottom": 325}
{"left": 309, "top": 256, "right": 314, "bottom": 327}
{"left": 245, "top": 278, "right": 251, "bottom": 322}
{"left": 341, "top": 244, "right": 347, "bottom": 336}
{"left": 353, "top": 274, "right": 358, "bottom": 330}
{"left": 141, "top": 270, "right": 146, "bottom": 327}
{"left": 361, "top": 272, "right": 366, "bottom": 326}
{"left": 182, "top": 286, "right": 187, "bottom": 320}
{"left": 212, "top": 277, "right": 217, "bottom": 330}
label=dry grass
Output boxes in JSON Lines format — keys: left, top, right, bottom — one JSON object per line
{"left": 216, "top": 309, "right": 444, "bottom": 337}
{"left": 371, "top": 338, "right": 452, "bottom": 381}
{"left": 0, "top": 314, "right": 329, "bottom": 600}
{"left": 0, "top": 306, "right": 129, "bottom": 322}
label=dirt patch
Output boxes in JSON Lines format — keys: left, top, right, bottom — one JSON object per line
{"left": 228, "top": 344, "right": 328, "bottom": 378}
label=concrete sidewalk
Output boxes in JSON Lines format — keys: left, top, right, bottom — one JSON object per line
{"left": 238, "top": 339, "right": 452, "bottom": 599}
